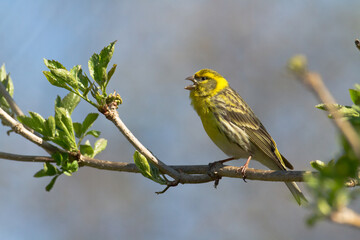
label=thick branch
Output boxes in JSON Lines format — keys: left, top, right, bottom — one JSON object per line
{"left": 0, "top": 151, "right": 315, "bottom": 183}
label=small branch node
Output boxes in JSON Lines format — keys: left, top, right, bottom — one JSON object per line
{"left": 208, "top": 161, "right": 224, "bottom": 188}
{"left": 155, "top": 179, "right": 180, "bottom": 194}
{"left": 13, "top": 122, "right": 23, "bottom": 134}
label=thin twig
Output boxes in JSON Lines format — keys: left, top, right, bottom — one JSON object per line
{"left": 0, "top": 152, "right": 55, "bottom": 163}
{"left": 301, "top": 72, "right": 360, "bottom": 159}
{"left": 103, "top": 105, "right": 181, "bottom": 180}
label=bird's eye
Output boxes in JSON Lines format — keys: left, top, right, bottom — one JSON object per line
{"left": 201, "top": 76, "right": 207, "bottom": 81}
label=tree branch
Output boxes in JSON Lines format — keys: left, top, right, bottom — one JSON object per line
{"left": 101, "top": 104, "right": 181, "bottom": 180}
{"left": 330, "top": 207, "right": 360, "bottom": 229}
{"left": 303, "top": 72, "right": 360, "bottom": 159}
{"left": 0, "top": 152, "right": 55, "bottom": 163}
{"left": 0, "top": 107, "right": 60, "bottom": 154}
{"left": 0, "top": 151, "right": 323, "bottom": 184}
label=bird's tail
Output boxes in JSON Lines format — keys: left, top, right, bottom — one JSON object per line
{"left": 285, "top": 181, "right": 308, "bottom": 205}
{"left": 259, "top": 152, "right": 308, "bottom": 205}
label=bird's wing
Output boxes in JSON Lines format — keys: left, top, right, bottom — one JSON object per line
{"left": 211, "top": 87, "right": 288, "bottom": 169}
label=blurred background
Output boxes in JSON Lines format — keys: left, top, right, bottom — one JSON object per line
{"left": 1, "top": 0, "right": 360, "bottom": 239}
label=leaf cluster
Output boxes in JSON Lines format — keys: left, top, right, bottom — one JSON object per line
{"left": 43, "top": 41, "right": 121, "bottom": 109}
{"left": 18, "top": 92, "right": 107, "bottom": 191}
{"left": 307, "top": 85, "right": 360, "bottom": 225}
{"left": 14, "top": 42, "right": 123, "bottom": 191}
{"left": 0, "top": 64, "right": 14, "bottom": 118}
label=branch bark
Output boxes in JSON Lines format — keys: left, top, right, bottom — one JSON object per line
{"left": 0, "top": 151, "right": 319, "bottom": 183}
{"left": 330, "top": 207, "right": 360, "bottom": 228}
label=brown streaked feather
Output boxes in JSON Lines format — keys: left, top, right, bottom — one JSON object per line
{"left": 211, "top": 87, "right": 288, "bottom": 169}
{"left": 281, "top": 154, "right": 294, "bottom": 170}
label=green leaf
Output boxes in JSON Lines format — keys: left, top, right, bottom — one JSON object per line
{"left": 0, "top": 65, "right": 14, "bottom": 97}
{"left": 44, "top": 116, "right": 56, "bottom": 138}
{"left": 315, "top": 103, "right": 359, "bottom": 118}
{"left": 55, "top": 107, "right": 74, "bottom": 135}
{"left": 81, "top": 113, "right": 99, "bottom": 134}
{"left": 45, "top": 175, "right": 59, "bottom": 191}
{"left": 0, "top": 64, "right": 6, "bottom": 81}
{"left": 52, "top": 152, "right": 63, "bottom": 165}
{"left": 80, "top": 142, "right": 94, "bottom": 157}
{"left": 88, "top": 54, "right": 106, "bottom": 86}
{"left": 33, "top": 169, "right": 47, "bottom": 178}
{"left": 55, "top": 107, "right": 77, "bottom": 150}
{"left": 29, "top": 111, "right": 45, "bottom": 129}
{"left": 88, "top": 41, "right": 116, "bottom": 87}
{"left": 80, "top": 73, "right": 90, "bottom": 91}
{"left": 349, "top": 89, "right": 360, "bottom": 105}
{"left": 85, "top": 130, "right": 101, "bottom": 138}
{"left": 51, "top": 138, "right": 72, "bottom": 151}
{"left": 100, "top": 41, "right": 116, "bottom": 69}
{"left": 69, "top": 160, "right": 79, "bottom": 173}
{"left": 44, "top": 162, "right": 58, "bottom": 176}
{"left": 133, "top": 151, "right": 166, "bottom": 185}
{"left": 73, "top": 122, "right": 82, "bottom": 138}
{"left": 55, "top": 92, "right": 81, "bottom": 115}
{"left": 17, "top": 115, "right": 36, "bottom": 130}
{"left": 70, "top": 65, "right": 84, "bottom": 88}
{"left": 0, "top": 64, "right": 14, "bottom": 113}
{"left": 134, "top": 151, "right": 152, "bottom": 178}
{"left": 354, "top": 84, "right": 360, "bottom": 91}
{"left": 93, "top": 138, "right": 107, "bottom": 156}
{"left": 44, "top": 59, "right": 66, "bottom": 70}
{"left": 43, "top": 71, "right": 72, "bottom": 92}
{"left": 310, "top": 160, "right": 326, "bottom": 171}
{"left": 50, "top": 68, "right": 78, "bottom": 90}
{"left": 106, "top": 64, "right": 117, "bottom": 87}
{"left": 315, "top": 103, "right": 330, "bottom": 111}
{"left": 17, "top": 111, "right": 45, "bottom": 134}
{"left": 34, "top": 162, "right": 59, "bottom": 177}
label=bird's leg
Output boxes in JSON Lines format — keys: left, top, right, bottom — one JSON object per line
{"left": 239, "top": 155, "right": 252, "bottom": 181}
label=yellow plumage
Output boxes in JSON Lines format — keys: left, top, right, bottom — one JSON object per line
{"left": 185, "top": 69, "right": 307, "bottom": 205}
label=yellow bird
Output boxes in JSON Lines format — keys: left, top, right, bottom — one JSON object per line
{"left": 185, "top": 69, "right": 307, "bottom": 205}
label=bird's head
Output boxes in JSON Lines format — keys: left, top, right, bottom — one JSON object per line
{"left": 185, "top": 69, "right": 229, "bottom": 97}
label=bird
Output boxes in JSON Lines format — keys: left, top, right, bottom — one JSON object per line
{"left": 184, "top": 68, "right": 307, "bottom": 205}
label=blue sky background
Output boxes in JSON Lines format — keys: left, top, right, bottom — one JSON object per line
{"left": 1, "top": 1, "right": 360, "bottom": 239}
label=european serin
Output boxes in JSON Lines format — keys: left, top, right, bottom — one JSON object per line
{"left": 185, "top": 69, "right": 307, "bottom": 205}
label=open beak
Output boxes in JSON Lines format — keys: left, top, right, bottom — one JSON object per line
{"left": 184, "top": 75, "right": 196, "bottom": 90}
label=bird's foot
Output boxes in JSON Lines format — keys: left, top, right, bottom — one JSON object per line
{"left": 237, "top": 156, "right": 252, "bottom": 182}
{"left": 237, "top": 165, "right": 248, "bottom": 182}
